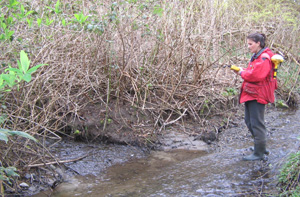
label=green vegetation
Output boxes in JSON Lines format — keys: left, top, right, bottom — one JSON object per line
{"left": 278, "top": 62, "right": 300, "bottom": 94}
{"left": 0, "top": 129, "right": 37, "bottom": 143}
{"left": 0, "top": 50, "right": 42, "bottom": 196}
{"left": 0, "top": 128, "right": 37, "bottom": 196}
{"left": 0, "top": 51, "right": 46, "bottom": 90}
{"left": 275, "top": 99, "right": 289, "bottom": 108}
{"left": 222, "top": 88, "right": 238, "bottom": 97}
{"left": 278, "top": 151, "right": 300, "bottom": 196}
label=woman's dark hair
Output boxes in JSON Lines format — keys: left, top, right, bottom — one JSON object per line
{"left": 247, "top": 33, "right": 266, "bottom": 48}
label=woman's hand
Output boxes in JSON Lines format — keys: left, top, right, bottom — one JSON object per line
{"left": 234, "top": 67, "right": 243, "bottom": 75}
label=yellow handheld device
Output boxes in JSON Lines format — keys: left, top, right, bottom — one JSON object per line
{"left": 230, "top": 65, "right": 240, "bottom": 72}
{"left": 224, "top": 65, "right": 240, "bottom": 72}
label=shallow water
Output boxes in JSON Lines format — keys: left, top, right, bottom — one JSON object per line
{"left": 37, "top": 108, "right": 300, "bottom": 197}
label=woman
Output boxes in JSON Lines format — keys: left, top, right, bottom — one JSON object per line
{"left": 236, "top": 33, "right": 277, "bottom": 161}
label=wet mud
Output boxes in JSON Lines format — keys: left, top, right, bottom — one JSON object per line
{"left": 33, "top": 106, "right": 300, "bottom": 197}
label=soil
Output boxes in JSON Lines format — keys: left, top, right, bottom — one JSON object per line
{"left": 63, "top": 99, "right": 234, "bottom": 147}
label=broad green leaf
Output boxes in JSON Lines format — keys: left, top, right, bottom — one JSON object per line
{"left": 62, "top": 19, "right": 66, "bottom": 26}
{"left": 0, "top": 174, "right": 8, "bottom": 181}
{"left": 20, "top": 5, "right": 25, "bottom": 15}
{"left": 20, "top": 50, "right": 30, "bottom": 73}
{"left": 46, "top": 6, "right": 55, "bottom": 12}
{"left": 2, "top": 74, "right": 11, "bottom": 81}
{"left": 8, "top": 0, "right": 19, "bottom": 8}
{"left": 0, "top": 128, "right": 11, "bottom": 134}
{"left": 6, "top": 67, "right": 22, "bottom": 75}
{"left": 1, "top": 22, "right": 6, "bottom": 29}
{"left": 17, "top": 59, "right": 22, "bottom": 70}
{"left": 55, "top": 0, "right": 60, "bottom": 13}
{"left": 0, "top": 132, "right": 8, "bottom": 143}
{"left": 153, "top": 6, "right": 163, "bottom": 17}
{"left": 0, "top": 115, "right": 7, "bottom": 124}
{"left": 37, "top": 18, "right": 42, "bottom": 27}
{"left": 8, "top": 30, "right": 14, "bottom": 37}
{"left": 25, "top": 11, "right": 34, "bottom": 17}
{"left": 2, "top": 73, "right": 16, "bottom": 86}
{"left": 7, "top": 16, "right": 13, "bottom": 25}
{"left": 74, "top": 14, "right": 80, "bottom": 21}
{"left": 83, "top": 16, "right": 88, "bottom": 22}
{"left": 22, "top": 73, "right": 31, "bottom": 82}
{"left": 45, "top": 18, "right": 54, "bottom": 26}
{"left": 8, "top": 130, "right": 37, "bottom": 142}
{"left": 27, "top": 64, "right": 47, "bottom": 74}
{"left": 4, "top": 167, "right": 19, "bottom": 177}
{"left": 27, "top": 18, "right": 32, "bottom": 27}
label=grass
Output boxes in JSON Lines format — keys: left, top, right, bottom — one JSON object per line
{"left": 278, "top": 151, "right": 300, "bottom": 196}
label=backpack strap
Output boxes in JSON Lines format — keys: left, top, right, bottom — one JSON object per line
{"left": 261, "top": 52, "right": 276, "bottom": 81}
{"left": 250, "top": 47, "right": 267, "bottom": 62}
{"left": 261, "top": 53, "right": 270, "bottom": 59}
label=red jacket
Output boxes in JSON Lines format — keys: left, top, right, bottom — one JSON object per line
{"left": 240, "top": 48, "right": 277, "bottom": 104}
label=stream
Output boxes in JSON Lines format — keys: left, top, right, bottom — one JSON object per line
{"left": 35, "top": 107, "right": 300, "bottom": 197}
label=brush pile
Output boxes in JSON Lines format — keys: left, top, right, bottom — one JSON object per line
{"left": 0, "top": 0, "right": 299, "bottom": 187}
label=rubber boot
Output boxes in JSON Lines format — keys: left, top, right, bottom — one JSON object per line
{"left": 243, "top": 143, "right": 265, "bottom": 161}
{"left": 249, "top": 147, "right": 270, "bottom": 155}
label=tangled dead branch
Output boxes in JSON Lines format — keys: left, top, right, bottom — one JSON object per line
{"left": 0, "top": 0, "right": 299, "bottom": 179}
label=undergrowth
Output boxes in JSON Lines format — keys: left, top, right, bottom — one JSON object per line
{"left": 0, "top": 0, "right": 300, "bottom": 195}
{"left": 278, "top": 151, "right": 300, "bottom": 196}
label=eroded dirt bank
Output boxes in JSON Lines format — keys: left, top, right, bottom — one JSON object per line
{"left": 25, "top": 104, "right": 300, "bottom": 197}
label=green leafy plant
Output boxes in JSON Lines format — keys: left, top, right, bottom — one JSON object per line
{"left": 222, "top": 87, "right": 238, "bottom": 97}
{"left": 37, "top": 18, "right": 42, "bottom": 27}
{"left": 0, "top": 129, "right": 37, "bottom": 143}
{"left": 153, "top": 5, "right": 163, "bottom": 17}
{"left": 200, "top": 100, "right": 210, "bottom": 115}
{"left": 0, "top": 50, "right": 43, "bottom": 195}
{"left": 74, "top": 129, "right": 81, "bottom": 135}
{"left": 6, "top": 0, "right": 20, "bottom": 10}
{"left": 45, "top": 17, "right": 54, "bottom": 26}
{"left": 61, "top": 18, "right": 67, "bottom": 26}
{"left": 74, "top": 12, "right": 89, "bottom": 25}
{"left": 278, "top": 151, "right": 300, "bottom": 196}
{"left": 26, "top": 18, "right": 33, "bottom": 28}
{"left": 0, "top": 20, "right": 14, "bottom": 41}
{"left": 107, "top": 2, "right": 118, "bottom": 23}
{"left": 0, "top": 50, "right": 43, "bottom": 140}
{"left": 1, "top": 1, "right": 33, "bottom": 41}
{"left": 275, "top": 99, "right": 289, "bottom": 108}
{"left": 0, "top": 166, "right": 19, "bottom": 182}
{"left": 46, "top": 0, "right": 61, "bottom": 14}
{"left": 1, "top": 50, "right": 46, "bottom": 90}
{"left": 15, "top": 4, "right": 34, "bottom": 20}
{"left": 0, "top": 50, "right": 45, "bottom": 140}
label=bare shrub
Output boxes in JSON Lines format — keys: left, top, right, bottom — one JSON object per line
{"left": 1, "top": 0, "right": 299, "bottom": 149}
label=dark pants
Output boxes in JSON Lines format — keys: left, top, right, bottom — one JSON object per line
{"left": 244, "top": 100, "right": 266, "bottom": 145}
